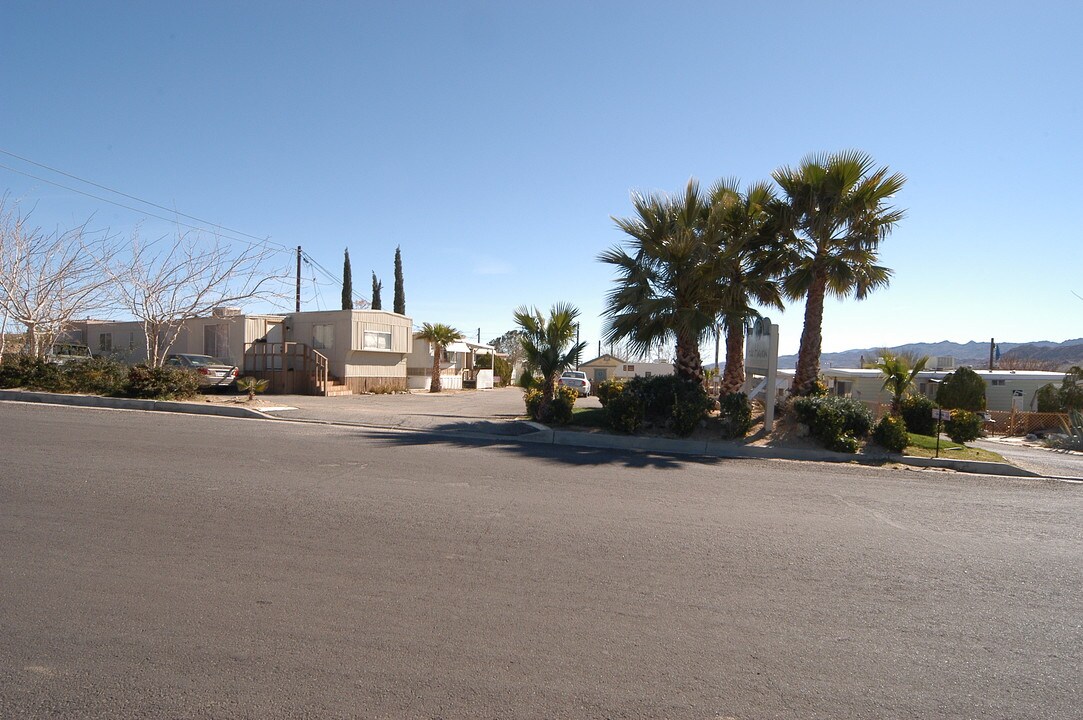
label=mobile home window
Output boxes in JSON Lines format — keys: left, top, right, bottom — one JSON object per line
{"left": 991, "top": 379, "right": 1006, "bottom": 386}
{"left": 313, "top": 324, "right": 334, "bottom": 350}
{"left": 363, "top": 330, "right": 391, "bottom": 350}
{"left": 98, "top": 333, "right": 112, "bottom": 353}
{"left": 624, "top": 364, "right": 634, "bottom": 372}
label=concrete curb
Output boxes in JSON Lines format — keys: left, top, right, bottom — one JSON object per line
{"left": 0, "top": 389, "right": 269, "bottom": 420}
{"left": 1, "top": 391, "right": 1067, "bottom": 481}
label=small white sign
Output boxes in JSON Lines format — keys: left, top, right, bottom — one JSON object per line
{"left": 932, "top": 409, "right": 952, "bottom": 421}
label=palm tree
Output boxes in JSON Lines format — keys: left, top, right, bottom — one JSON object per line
{"left": 416, "top": 322, "right": 463, "bottom": 393}
{"left": 774, "top": 150, "right": 906, "bottom": 396}
{"left": 875, "top": 350, "right": 929, "bottom": 415}
{"left": 513, "top": 303, "right": 587, "bottom": 401}
{"left": 601, "top": 180, "right": 721, "bottom": 385}
{"left": 707, "top": 179, "right": 791, "bottom": 395}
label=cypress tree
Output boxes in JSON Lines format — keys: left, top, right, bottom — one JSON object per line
{"left": 393, "top": 246, "right": 406, "bottom": 314}
{"left": 341, "top": 249, "right": 353, "bottom": 310}
{"left": 371, "top": 272, "right": 383, "bottom": 310}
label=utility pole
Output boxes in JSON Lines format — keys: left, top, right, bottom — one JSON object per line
{"left": 989, "top": 337, "right": 995, "bottom": 371}
{"left": 477, "top": 328, "right": 481, "bottom": 343}
{"left": 295, "top": 246, "right": 302, "bottom": 313}
{"left": 576, "top": 323, "right": 580, "bottom": 370}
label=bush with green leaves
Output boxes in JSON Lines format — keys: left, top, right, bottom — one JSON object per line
{"left": 595, "top": 378, "right": 626, "bottom": 408}
{"left": 615, "top": 375, "right": 710, "bottom": 437}
{"left": 126, "top": 364, "right": 201, "bottom": 400}
{"left": 63, "top": 357, "right": 129, "bottom": 396}
{"left": 605, "top": 387, "right": 645, "bottom": 434}
{"left": 1036, "top": 383, "right": 1061, "bottom": 412}
{"left": 1049, "top": 410, "right": 1083, "bottom": 451}
{"left": 718, "top": 391, "right": 753, "bottom": 439}
{"left": 0, "top": 355, "right": 65, "bottom": 391}
{"left": 523, "top": 385, "right": 577, "bottom": 425}
{"left": 899, "top": 394, "right": 937, "bottom": 436}
{"left": 517, "top": 370, "right": 537, "bottom": 390}
{"left": 1060, "top": 367, "right": 1083, "bottom": 411}
{"left": 872, "top": 415, "right": 909, "bottom": 453}
{"left": 791, "top": 395, "right": 873, "bottom": 453}
{"left": 944, "top": 409, "right": 983, "bottom": 443}
{"left": 936, "top": 367, "right": 986, "bottom": 411}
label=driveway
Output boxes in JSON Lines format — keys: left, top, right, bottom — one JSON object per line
{"left": 974, "top": 436, "right": 1083, "bottom": 480}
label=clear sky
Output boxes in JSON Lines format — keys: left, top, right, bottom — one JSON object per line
{"left": 2, "top": 1, "right": 1080, "bottom": 358}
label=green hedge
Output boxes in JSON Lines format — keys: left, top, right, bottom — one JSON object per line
{"left": 872, "top": 415, "right": 909, "bottom": 453}
{"left": 945, "top": 409, "right": 983, "bottom": 443}
{"left": 791, "top": 395, "right": 873, "bottom": 453}
{"left": 602, "top": 375, "right": 709, "bottom": 437}
{"left": 899, "top": 394, "right": 937, "bottom": 436}
{"left": 718, "top": 392, "right": 753, "bottom": 439}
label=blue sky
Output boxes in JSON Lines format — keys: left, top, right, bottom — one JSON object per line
{"left": 2, "top": 1, "right": 1080, "bottom": 357}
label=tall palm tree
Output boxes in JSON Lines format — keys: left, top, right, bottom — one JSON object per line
{"left": 875, "top": 350, "right": 929, "bottom": 415}
{"left": 416, "top": 322, "right": 463, "bottom": 393}
{"left": 601, "top": 180, "right": 721, "bottom": 386}
{"left": 707, "top": 179, "right": 791, "bottom": 395}
{"left": 774, "top": 150, "right": 906, "bottom": 396}
{"left": 514, "top": 303, "right": 587, "bottom": 401}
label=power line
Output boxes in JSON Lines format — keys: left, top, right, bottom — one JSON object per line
{"left": 0, "top": 160, "right": 291, "bottom": 256}
{"left": 0, "top": 147, "right": 285, "bottom": 250}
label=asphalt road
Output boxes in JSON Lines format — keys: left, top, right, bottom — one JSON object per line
{"left": 1, "top": 403, "right": 1080, "bottom": 719}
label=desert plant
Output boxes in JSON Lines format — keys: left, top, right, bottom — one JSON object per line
{"left": 1036, "top": 383, "right": 1061, "bottom": 412}
{"left": 237, "top": 376, "right": 269, "bottom": 400}
{"left": 1060, "top": 367, "right": 1083, "bottom": 411}
{"left": 718, "top": 391, "right": 754, "bottom": 439}
{"left": 875, "top": 351, "right": 929, "bottom": 415}
{"left": 514, "top": 303, "right": 587, "bottom": 402}
{"left": 125, "top": 364, "right": 201, "bottom": 400}
{"left": 872, "top": 415, "right": 909, "bottom": 453}
{"left": 944, "top": 409, "right": 983, "bottom": 444}
{"left": 417, "top": 322, "right": 464, "bottom": 393}
{"left": 1050, "top": 410, "right": 1083, "bottom": 450}
{"left": 899, "top": 394, "right": 937, "bottom": 436}
{"left": 936, "top": 367, "right": 986, "bottom": 411}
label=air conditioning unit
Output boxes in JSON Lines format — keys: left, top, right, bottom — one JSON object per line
{"left": 212, "top": 306, "right": 242, "bottom": 318}
{"left": 932, "top": 356, "right": 956, "bottom": 371}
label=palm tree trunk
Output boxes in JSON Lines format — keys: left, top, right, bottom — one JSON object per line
{"left": 791, "top": 272, "right": 827, "bottom": 396}
{"left": 720, "top": 321, "right": 745, "bottom": 395}
{"left": 430, "top": 345, "right": 442, "bottom": 392}
{"left": 674, "top": 332, "right": 703, "bottom": 385}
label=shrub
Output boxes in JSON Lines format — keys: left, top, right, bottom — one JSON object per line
{"left": 670, "top": 385, "right": 712, "bottom": 437}
{"left": 718, "top": 392, "right": 753, "bottom": 439}
{"left": 605, "top": 387, "right": 645, "bottom": 434}
{"left": 944, "top": 409, "right": 983, "bottom": 444}
{"left": 523, "top": 385, "right": 576, "bottom": 425}
{"left": 872, "top": 415, "right": 909, "bottom": 453}
{"left": 595, "top": 378, "right": 625, "bottom": 408}
{"left": 1036, "top": 383, "right": 1061, "bottom": 412}
{"left": 63, "top": 357, "right": 128, "bottom": 396}
{"left": 936, "top": 367, "right": 986, "bottom": 411}
{"left": 899, "top": 394, "right": 937, "bottom": 436}
{"left": 790, "top": 395, "right": 873, "bottom": 453}
{"left": 517, "top": 370, "right": 537, "bottom": 390}
{"left": 0, "top": 355, "right": 65, "bottom": 391}
{"left": 125, "top": 364, "right": 201, "bottom": 400}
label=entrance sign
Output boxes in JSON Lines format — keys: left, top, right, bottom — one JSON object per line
{"left": 744, "top": 317, "right": 780, "bottom": 432}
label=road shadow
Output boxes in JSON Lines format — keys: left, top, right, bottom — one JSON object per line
{"left": 357, "top": 423, "right": 724, "bottom": 470}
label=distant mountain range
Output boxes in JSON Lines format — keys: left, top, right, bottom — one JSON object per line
{"left": 774, "top": 338, "right": 1083, "bottom": 371}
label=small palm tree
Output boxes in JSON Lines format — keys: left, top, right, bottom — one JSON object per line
{"left": 875, "top": 351, "right": 929, "bottom": 415}
{"left": 236, "top": 376, "right": 269, "bottom": 401}
{"left": 416, "top": 322, "right": 464, "bottom": 393}
{"left": 514, "top": 303, "right": 587, "bottom": 401}
{"left": 775, "top": 150, "right": 906, "bottom": 395}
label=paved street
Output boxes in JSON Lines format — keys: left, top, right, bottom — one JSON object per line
{"left": 1, "top": 403, "right": 1080, "bottom": 719}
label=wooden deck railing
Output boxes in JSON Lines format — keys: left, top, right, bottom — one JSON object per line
{"left": 243, "top": 341, "right": 329, "bottom": 395}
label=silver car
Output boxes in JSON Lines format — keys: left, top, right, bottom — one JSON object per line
{"left": 165, "top": 353, "right": 239, "bottom": 388}
{"left": 558, "top": 370, "right": 592, "bottom": 397}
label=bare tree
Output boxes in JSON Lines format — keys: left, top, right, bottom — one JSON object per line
{"left": 0, "top": 197, "right": 119, "bottom": 359}
{"left": 110, "top": 231, "right": 290, "bottom": 366}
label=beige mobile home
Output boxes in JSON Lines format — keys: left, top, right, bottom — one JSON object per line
{"left": 407, "top": 336, "right": 495, "bottom": 391}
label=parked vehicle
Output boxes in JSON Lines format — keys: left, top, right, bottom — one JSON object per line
{"left": 165, "top": 353, "right": 239, "bottom": 388}
{"left": 558, "top": 370, "right": 591, "bottom": 397}
{"left": 46, "top": 343, "right": 94, "bottom": 365}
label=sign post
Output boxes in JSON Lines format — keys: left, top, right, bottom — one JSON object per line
{"left": 744, "top": 317, "right": 780, "bottom": 432}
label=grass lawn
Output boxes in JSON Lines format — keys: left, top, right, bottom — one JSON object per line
{"left": 569, "top": 406, "right": 607, "bottom": 428}
{"left": 905, "top": 433, "right": 1006, "bottom": 463}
